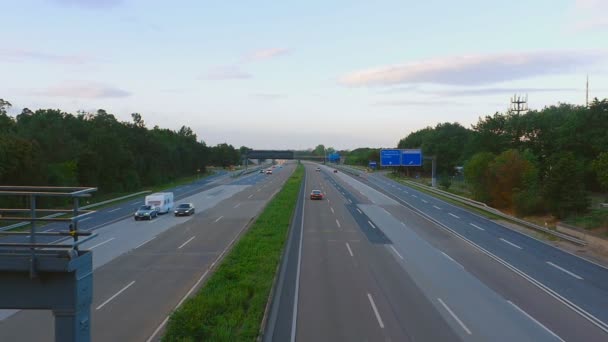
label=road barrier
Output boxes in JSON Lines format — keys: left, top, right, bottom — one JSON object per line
{"left": 334, "top": 165, "right": 587, "bottom": 246}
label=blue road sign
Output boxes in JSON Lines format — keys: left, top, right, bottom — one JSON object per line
{"left": 328, "top": 153, "right": 341, "bottom": 162}
{"left": 380, "top": 149, "right": 401, "bottom": 166}
{"left": 369, "top": 161, "right": 377, "bottom": 168}
{"left": 401, "top": 149, "right": 422, "bottom": 166}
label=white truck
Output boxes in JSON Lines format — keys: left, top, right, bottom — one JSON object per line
{"left": 145, "top": 192, "right": 174, "bottom": 214}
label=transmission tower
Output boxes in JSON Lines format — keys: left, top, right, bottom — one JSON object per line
{"left": 509, "top": 94, "right": 529, "bottom": 115}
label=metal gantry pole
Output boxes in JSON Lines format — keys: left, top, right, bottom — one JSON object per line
{"left": 29, "top": 194, "right": 37, "bottom": 278}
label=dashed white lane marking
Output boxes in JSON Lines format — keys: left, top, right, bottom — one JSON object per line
{"left": 433, "top": 205, "right": 442, "bottom": 210}
{"left": 470, "top": 223, "right": 485, "bottom": 231}
{"left": 234, "top": 203, "right": 241, "bottom": 209}
{"left": 448, "top": 213, "right": 460, "bottom": 219}
{"left": 546, "top": 261, "right": 584, "bottom": 280}
{"left": 90, "top": 237, "right": 115, "bottom": 250}
{"left": 96, "top": 281, "right": 136, "bottom": 310}
{"left": 390, "top": 245, "right": 404, "bottom": 260}
{"left": 437, "top": 298, "right": 472, "bottom": 335}
{"left": 336, "top": 219, "right": 341, "bottom": 228}
{"left": 108, "top": 208, "right": 122, "bottom": 213}
{"left": 441, "top": 251, "right": 465, "bottom": 269}
{"left": 356, "top": 208, "right": 363, "bottom": 214}
{"left": 345, "top": 242, "right": 354, "bottom": 257}
{"left": 178, "top": 236, "right": 196, "bottom": 249}
{"left": 368, "top": 221, "right": 376, "bottom": 229}
{"left": 507, "top": 301, "right": 565, "bottom": 341}
{"left": 500, "top": 238, "right": 522, "bottom": 250}
{"left": 214, "top": 216, "right": 224, "bottom": 223}
{"left": 330, "top": 207, "right": 335, "bottom": 214}
{"left": 422, "top": 199, "right": 428, "bottom": 203}
{"left": 367, "top": 293, "right": 385, "bottom": 329}
{"left": 248, "top": 194, "right": 253, "bottom": 199}
{"left": 135, "top": 236, "right": 156, "bottom": 249}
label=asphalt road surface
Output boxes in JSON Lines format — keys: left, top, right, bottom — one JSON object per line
{"left": 264, "top": 163, "right": 608, "bottom": 342}
{"left": 0, "top": 163, "right": 294, "bottom": 341}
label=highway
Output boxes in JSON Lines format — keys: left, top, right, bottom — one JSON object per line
{"left": 0, "top": 163, "right": 294, "bottom": 341}
{"left": 264, "top": 163, "right": 608, "bottom": 342}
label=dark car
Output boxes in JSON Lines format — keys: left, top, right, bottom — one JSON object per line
{"left": 333, "top": 169, "right": 338, "bottom": 173}
{"left": 310, "top": 190, "right": 324, "bottom": 200}
{"left": 174, "top": 203, "right": 195, "bottom": 216}
{"left": 134, "top": 205, "right": 158, "bottom": 220}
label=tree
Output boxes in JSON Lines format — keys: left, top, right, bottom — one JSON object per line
{"left": 488, "top": 149, "right": 536, "bottom": 210}
{"left": 0, "top": 98, "right": 14, "bottom": 133}
{"left": 313, "top": 144, "right": 326, "bottom": 156}
{"left": 464, "top": 152, "right": 494, "bottom": 203}
{"left": 592, "top": 152, "right": 608, "bottom": 192}
{"left": 543, "top": 152, "right": 589, "bottom": 218}
{"left": 131, "top": 112, "right": 145, "bottom": 128}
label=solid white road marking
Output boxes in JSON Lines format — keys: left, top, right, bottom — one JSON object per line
{"left": 437, "top": 298, "right": 472, "bottom": 335}
{"left": 108, "top": 208, "right": 122, "bottom": 213}
{"left": 390, "top": 245, "right": 404, "bottom": 260}
{"left": 336, "top": 219, "right": 341, "bottom": 228}
{"left": 356, "top": 208, "right": 363, "bottom": 214}
{"left": 547, "top": 261, "right": 584, "bottom": 280}
{"left": 470, "top": 223, "right": 485, "bottom": 231}
{"left": 500, "top": 238, "right": 523, "bottom": 250}
{"left": 234, "top": 203, "right": 241, "bottom": 209}
{"left": 448, "top": 213, "right": 460, "bottom": 219}
{"left": 178, "top": 236, "right": 196, "bottom": 249}
{"left": 367, "top": 293, "right": 385, "bottom": 329}
{"left": 441, "top": 251, "right": 464, "bottom": 269}
{"left": 79, "top": 217, "right": 92, "bottom": 222}
{"left": 290, "top": 175, "right": 307, "bottom": 342}
{"left": 96, "top": 281, "right": 136, "bottom": 310}
{"left": 346, "top": 242, "right": 354, "bottom": 257}
{"left": 507, "top": 301, "right": 565, "bottom": 342}
{"left": 214, "top": 216, "right": 224, "bottom": 223}
{"left": 368, "top": 221, "right": 376, "bottom": 229}
{"left": 90, "top": 237, "right": 115, "bottom": 250}
{"left": 433, "top": 205, "right": 442, "bottom": 210}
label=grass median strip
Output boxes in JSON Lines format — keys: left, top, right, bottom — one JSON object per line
{"left": 162, "top": 164, "right": 304, "bottom": 341}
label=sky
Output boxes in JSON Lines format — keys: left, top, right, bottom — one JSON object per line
{"left": 1, "top": 0, "right": 607, "bottom": 150}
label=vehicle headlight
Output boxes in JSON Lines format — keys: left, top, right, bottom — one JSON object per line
{"left": 144, "top": 213, "right": 150, "bottom": 216}
{"left": 174, "top": 211, "right": 178, "bottom": 213}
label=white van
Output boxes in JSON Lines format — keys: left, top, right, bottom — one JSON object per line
{"left": 145, "top": 192, "right": 174, "bottom": 214}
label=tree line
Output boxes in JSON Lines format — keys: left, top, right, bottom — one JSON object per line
{"left": 0, "top": 99, "right": 243, "bottom": 194}
{"left": 396, "top": 98, "right": 608, "bottom": 218}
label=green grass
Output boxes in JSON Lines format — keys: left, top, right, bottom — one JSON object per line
{"left": 162, "top": 165, "right": 304, "bottom": 342}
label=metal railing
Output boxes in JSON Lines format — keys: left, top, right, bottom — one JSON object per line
{"left": 0, "top": 186, "right": 99, "bottom": 277}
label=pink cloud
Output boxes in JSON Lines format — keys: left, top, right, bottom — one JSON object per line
{"left": 29, "top": 81, "right": 131, "bottom": 98}
{"left": 0, "top": 48, "right": 92, "bottom": 64}
{"left": 340, "top": 50, "right": 606, "bottom": 87}
{"left": 244, "top": 48, "right": 290, "bottom": 62}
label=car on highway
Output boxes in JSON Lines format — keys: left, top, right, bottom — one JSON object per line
{"left": 310, "top": 190, "right": 324, "bottom": 200}
{"left": 174, "top": 203, "right": 195, "bottom": 216}
{"left": 259, "top": 169, "right": 265, "bottom": 173}
{"left": 315, "top": 167, "right": 321, "bottom": 171}
{"left": 134, "top": 205, "right": 158, "bottom": 220}
{"left": 333, "top": 169, "right": 338, "bottom": 173}
{"left": 266, "top": 169, "right": 273, "bottom": 174}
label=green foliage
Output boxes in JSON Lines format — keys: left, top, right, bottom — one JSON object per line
{"left": 438, "top": 173, "right": 452, "bottom": 190}
{"left": 543, "top": 152, "right": 589, "bottom": 218}
{"left": 343, "top": 147, "right": 380, "bottom": 166}
{"left": 592, "top": 152, "right": 608, "bottom": 191}
{"left": 313, "top": 144, "right": 326, "bottom": 156}
{"left": 0, "top": 101, "right": 241, "bottom": 193}
{"left": 464, "top": 152, "right": 495, "bottom": 203}
{"left": 163, "top": 165, "right": 304, "bottom": 341}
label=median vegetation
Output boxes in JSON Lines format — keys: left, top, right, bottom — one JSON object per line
{"left": 163, "top": 164, "right": 304, "bottom": 341}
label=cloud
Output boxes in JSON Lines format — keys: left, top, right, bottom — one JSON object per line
{"left": 373, "top": 100, "right": 466, "bottom": 107}
{"left": 0, "top": 48, "right": 91, "bottom": 64}
{"left": 570, "top": 0, "right": 608, "bottom": 32}
{"left": 29, "top": 81, "right": 131, "bottom": 98}
{"left": 435, "top": 87, "right": 579, "bottom": 96}
{"left": 340, "top": 50, "right": 606, "bottom": 87}
{"left": 199, "top": 66, "right": 252, "bottom": 80}
{"left": 244, "top": 48, "right": 290, "bottom": 62}
{"left": 51, "top": 0, "right": 124, "bottom": 9}
{"left": 252, "top": 93, "right": 287, "bottom": 100}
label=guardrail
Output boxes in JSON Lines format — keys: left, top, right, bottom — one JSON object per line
{"left": 335, "top": 165, "right": 587, "bottom": 246}
{"left": 0, "top": 190, "right": 151, "bottom": 232}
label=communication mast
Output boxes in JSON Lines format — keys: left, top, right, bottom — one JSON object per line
{"left": 586, "top": 74, "right": 589, "bottom": 108}
{"left": 509, "top": 94, "right": 529, "bottom": 115}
